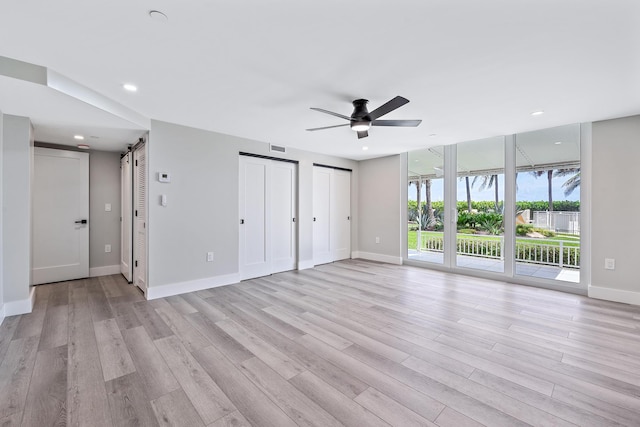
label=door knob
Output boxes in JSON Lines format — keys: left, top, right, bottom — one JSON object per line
{"left": 240, "top": 219, "right": 245, "bottom": 224}
{"left": 75, "top": 219, "right": 88, "bottom": 224}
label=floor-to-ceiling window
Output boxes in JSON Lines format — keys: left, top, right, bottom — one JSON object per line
{"left": 405, "top": 123, "right": 583, "bottom": 289}
{"left": 456, "top": 137, "right": 505, "bottom": 273}
{"left": 407, "top": 147, "right": 445, "bottom": 264}
{"left": 514, "top": 124, "right": 580, "bottom": 283}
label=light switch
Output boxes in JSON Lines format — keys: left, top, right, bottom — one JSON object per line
{"left": 105, "top": 244, "right": 112, "bottom": 253}
{"left": 105, "top": 203, "right": 111, "bottom": 212}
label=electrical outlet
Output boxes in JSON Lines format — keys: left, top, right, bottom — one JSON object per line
{"left": 207, "top": 252, "right": 214, "bottom": 262}
{"left": 604, "top": 258, "right": 615, "bottom": 270}
{"left": 105, "top": 244, "right": 111, "bottom": 253}
{"left": 375, "top": 237, "right": 380, "bottom": 244}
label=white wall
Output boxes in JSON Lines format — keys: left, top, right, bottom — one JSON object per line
{"left": 89, "top": 150, "right": 122, "bottom": 275}
{"left": 589, "top": 115, "right": 640, "bottom": 304}
{"left": 0, "top": 109, "right": 4, "bottom": 323}
{"left": 2, "top": 114, "right": 33, "bottom": 315}
{"left": 146, "top": 120, "right": 358, "bottom": 297}
{"left": 356, "top": 155, "right": 403, "bottom": 264}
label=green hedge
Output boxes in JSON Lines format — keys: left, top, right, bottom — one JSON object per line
{"left": 410, "top": 200, "right": 580, "bottom": 216}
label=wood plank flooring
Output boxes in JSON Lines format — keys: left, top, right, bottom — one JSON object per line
{"left": 1, "top": 260, "right": 640, "bottom": 426}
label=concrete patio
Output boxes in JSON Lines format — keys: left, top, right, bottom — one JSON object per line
{"left": 408, "top": 250, "right": 580, "bottom": 283}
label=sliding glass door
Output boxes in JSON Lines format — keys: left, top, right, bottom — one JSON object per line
{"left": 405, "top": 123, "right": 583, "bottom": 289}
{"left": 456, "top": 137, "right": 505, "bottom": 273}
{"left": 514, "top": 124, "right": 581, "bottom": 283}
{"left": 407, "top": 147, "right": 445, "bottom": 264}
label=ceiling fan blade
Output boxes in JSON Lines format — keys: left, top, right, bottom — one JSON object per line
{"left": 357, "top": 130, "right": 369, "bottom": 139}
{"left": 368, "top": 96, "right": 410, "bottom": 120}
{"left": 310, "top": 107, "right": 353, "bottom": 121}
{"left": 371, "top": 119, "right": 422, "bottom": 127}
{"left": 306, "top": 123, "right": 350, "bottom": 132}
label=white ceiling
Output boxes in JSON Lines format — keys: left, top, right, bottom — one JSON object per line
{"left": 1, "top": 0, "right": 639, "bottom": 159}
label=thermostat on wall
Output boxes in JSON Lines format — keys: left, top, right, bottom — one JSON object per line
{"left": 158, "top": 172, "right": 171, "bottom": 183}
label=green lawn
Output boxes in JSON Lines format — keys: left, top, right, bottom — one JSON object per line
{"left": 408, "top": 230, "right": 580, "bottom": 249}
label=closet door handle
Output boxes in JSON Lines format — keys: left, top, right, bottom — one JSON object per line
{"left": 240, "top": 219, "right": 245, "bottom": 224}
{"left": 75, "top": 219, "right": 88, "bottom": 224}
{"left": 313, "top": 217, "right": 316, "bottom": 222}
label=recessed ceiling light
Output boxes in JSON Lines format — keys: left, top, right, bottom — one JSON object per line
{"left": 123, "top": 83, "right": 138, "bottom": 92}
{"left": 149, "top": 10, "right": 168, "bottom": 22}
{"left": 429, "top": 134, "right": 437, "bottom": 137}
{"left": 554, "top": 141, "right": 562, "bottom": 145}
{"left": 77, "top": 144, "right": 90, "bottom": 150}
{"left": 531, "top": 110, "right": 545, "bottom": 116}
{"left": 362, "top": 146, "right": 369, "bottom": 151}
{"left": 74, "top": 135, "right": 84, "bottom": 140}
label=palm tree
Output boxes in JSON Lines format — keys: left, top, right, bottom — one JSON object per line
{"left": 459, "top": 176, "right": 472, "bottom": 211}
{"left": 472, "top": 174, "right": 500, "bottom": 211}
{"left": 554, "top": 168, "right": 580, "bottom": 197}
{"left": 423, "top": 178, "right": 435, "bottom": 227}
{"left": 532, "top": 170, "right": 554, "bottom": 211}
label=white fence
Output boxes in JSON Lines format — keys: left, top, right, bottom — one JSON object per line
{"left": 415, "top": 233, "right": 580, "bottom": 269}
{"left": 532, "top": 211, "right": 580, "bottom": 235}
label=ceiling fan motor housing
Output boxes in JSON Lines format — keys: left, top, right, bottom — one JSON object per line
{"left": 351, "top": 99, "right": 371, "bottom": 129}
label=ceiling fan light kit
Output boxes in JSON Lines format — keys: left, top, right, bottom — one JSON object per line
{"left": 307, "top": 96, "right": 422, "bottom": 139}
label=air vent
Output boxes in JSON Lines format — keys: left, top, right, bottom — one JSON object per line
{"left": 270, "top": 144, "right": 286, "bottom": 153}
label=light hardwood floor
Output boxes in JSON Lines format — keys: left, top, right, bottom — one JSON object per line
{"left": 1, "top": 259, "right": 640, "bottom": 426}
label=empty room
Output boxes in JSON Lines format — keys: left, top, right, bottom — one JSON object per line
{"left": 1, "top": 1, "right": 640, "bottom": 426}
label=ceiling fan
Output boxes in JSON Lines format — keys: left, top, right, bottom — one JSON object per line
{"left": 307, "top": 96, "right": 422, "bottom": 139}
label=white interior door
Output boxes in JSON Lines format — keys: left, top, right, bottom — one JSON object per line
{"left": 133, "top": 145, "right": 147, "bottom": 293}
{"left": 32, "top": 148, "right": 89, "bottom": 284}
{"left": 271, "top": 162, "right": 297, "bottom": 273}
{"left": 313, "top": 167, "right": 333, "bottom": 265}
{"left": 120, "top": 152, "right": 132, "bottom": 282}
{"left": 239, "top": 156, "right": 271, "bottom": 280}
{"left": 332, "top": 169, "right": 351, "bottom": 261}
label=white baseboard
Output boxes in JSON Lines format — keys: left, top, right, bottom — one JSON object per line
{"left": 0, "top": 304, "right": 5, "bottom": 326}
{"left": 588, "top": 285, "right": 640, "bottom": 306}
{"left": 297, "top": 260, "right": 314, "bottom": 270}
{"left": 352, "top": 251, "right": 403, "bottom": 265}
{"left": 4, "top": 286, "right": 36, "bottom": 317}
{"left": 89, "top": 265, "right": 121, "bottom": 278}
{"left": 146, "top": 272, "right": 241, "bottom": 300}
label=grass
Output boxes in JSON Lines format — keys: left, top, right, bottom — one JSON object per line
{"left": 408, "top": 230, "right": 580, "bottom": 249}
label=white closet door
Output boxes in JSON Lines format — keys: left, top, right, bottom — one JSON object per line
{"left": 239, "top": 156, "right": 271, "bottom": 280}
{"left": 133, "top": 146, "right": 147, "bottom": 293}
{"left": 120, "top": 152, "right": 132, "bottom": 282}
{"left": 32, "top": 148, "right": 89, "bottom": 284}
{"left": 313, "top": 167, "right": 333, "bottom": 265}
{"left": 271, "top": 162, "right": 297, "bottom": 273}
{"left": 332, "top": 169, "right": 351, "bottom": 261}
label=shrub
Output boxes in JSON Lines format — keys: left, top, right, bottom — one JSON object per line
{"left": 516, "top": 224, "right": 556, "bottom": 237}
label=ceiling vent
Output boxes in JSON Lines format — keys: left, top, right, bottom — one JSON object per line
{"left": 270, "top": 144, "right": 286, "bottom": 154}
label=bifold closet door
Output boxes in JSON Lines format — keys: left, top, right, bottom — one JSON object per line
{"left": 120, "top": 152, "right": 132, "bottom": 282}
{"left": 239, "top": 156, "right": 297, "bottom": 280}
{"left": 313, "top": 166, "right": 351, "bottom": 265}
{"left": 133, "top": 145, "right": 147, "bottom": 293}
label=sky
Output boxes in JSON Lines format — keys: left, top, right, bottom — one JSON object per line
{"left": 408, "top": 173, "right": 580, "bottom": 203}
